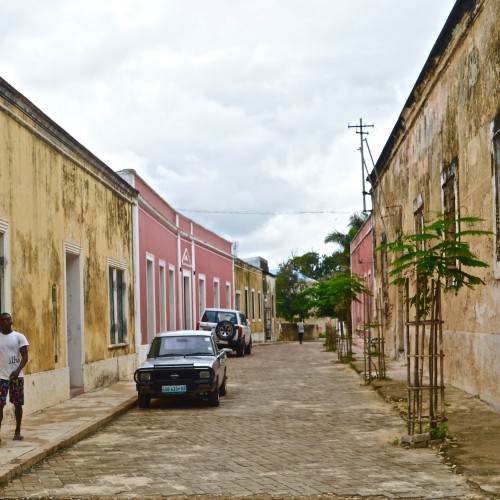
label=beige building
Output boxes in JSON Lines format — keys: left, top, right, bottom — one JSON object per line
{"left": 370, "top": 0, "right": 500, "bottom": 409}
{"left": 0, "top": 77, "right": 137, "bottom": 418}
{"left": 234, "top": 258, "right": 272, "bottom": 343}
{"left": 242, "top": 257, "right": 277, "bottom": 341}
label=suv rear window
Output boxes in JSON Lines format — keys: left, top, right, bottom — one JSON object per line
{"left": 202, "top": 311, "right": 238, "bottom": 324}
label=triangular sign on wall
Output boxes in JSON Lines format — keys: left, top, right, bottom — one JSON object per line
{"left": 182, "top": 248, "right": 192, "bottom": 268}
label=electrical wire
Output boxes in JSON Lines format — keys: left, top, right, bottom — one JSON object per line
{"left": 177, "top": 209, "right": 350, "bottom": 215}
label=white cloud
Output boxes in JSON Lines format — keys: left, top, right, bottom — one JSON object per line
{"left": 0, "top": 0, "right": 457, "bottom": 268}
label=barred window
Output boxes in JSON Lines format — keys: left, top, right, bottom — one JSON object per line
{"left": 493, "top": 118, "right": 500, "bottom": 264}
{"left": 109, "top": 266, "right": 127, "bottom": 345}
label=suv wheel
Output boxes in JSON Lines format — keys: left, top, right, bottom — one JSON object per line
{"left": 236, "top": 343, "right": 245, "bottom": 357}
{"left": 244, "top": 338, "right": 252, "bottom": 355}
{"left": 215, "top": 320, "right": 236, "bottom": 341}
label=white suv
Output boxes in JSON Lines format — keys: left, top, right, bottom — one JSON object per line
{"left": 198, "top": 308, "right": 252, "bottom": 357}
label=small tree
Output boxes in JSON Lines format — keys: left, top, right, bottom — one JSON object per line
{"left": 377, "top": 213, "right": 491, "bottom": 436}
{"left": 303, "top": 274, "right": 371, "bottom": 361}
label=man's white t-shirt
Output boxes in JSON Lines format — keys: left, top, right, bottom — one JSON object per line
{"left": 0, "top": 331, "right": 29, "bottom": 380}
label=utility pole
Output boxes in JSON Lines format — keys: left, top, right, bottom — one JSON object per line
{"left": 348, "top": 118, "right": 374, "bottom": 212}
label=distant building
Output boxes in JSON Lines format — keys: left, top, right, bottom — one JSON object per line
{"left": 242, "top": 257, "right": 277, "bottom": 341}
{"left": 234, "top": 257, "right": 276, "bottom": 342}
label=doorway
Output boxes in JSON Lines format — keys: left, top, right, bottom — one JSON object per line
{"left": 183, "top": 273, "right": 192, "bottom": 329}
{"left": 65, "top": 250, "right": 83, "bottom": 398}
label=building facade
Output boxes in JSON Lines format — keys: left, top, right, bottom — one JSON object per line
{"left": 242, "top": 257, "right": 277, "bottom": 341}
{"left": 350, "top": 214, "right": 375, "bottom": 335}
{"left": 370, "top": 0, "right": 500, "bottom": 409}
{"left": 117, "top": 170, "right": 234, "bottom": 361}
{"left": 0, "top": 77, "right": 137, "bottom": 417}
{"left": 234, "top": 258, "right": 267, "bottom": 343}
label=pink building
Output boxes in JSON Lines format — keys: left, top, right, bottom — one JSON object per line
{"left": 350, "top": 214, "right": 375, "bottom": 334}
{"left": 118, "top": 170, "right": 234, "bottom": 360}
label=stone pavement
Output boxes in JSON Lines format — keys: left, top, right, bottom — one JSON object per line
{"left": 0, "top": 340, "right": 497, "bottom": 498}
{"left": 349, "top": 337, "right": 500, "bottom": 497}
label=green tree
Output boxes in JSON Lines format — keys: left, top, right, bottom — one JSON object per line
{"left": 275, "top": 260, "right": 310, "bottom": 321}
{"left": 290, "top": 251, "right": 337, "bottom": 281}
{"left": 324, "top": 212, "right": 368, "bottom": 274}
{"left": 303, "top": 274, "right": 371, "bottom": 331}
{"left": 378, "top": 214, "right": 491, "bottom": 301}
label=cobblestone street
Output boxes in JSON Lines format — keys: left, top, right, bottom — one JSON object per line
{"left": 0, "top": 342, "right": 486, "bottom": 499}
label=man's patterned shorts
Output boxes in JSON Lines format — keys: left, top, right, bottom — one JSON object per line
{"left": 0, "top": 378, "right": 24, "bottom": 405}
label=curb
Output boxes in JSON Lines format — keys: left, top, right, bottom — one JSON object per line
{"left": 0, "top": 396, "right": 137, "bottom": 485}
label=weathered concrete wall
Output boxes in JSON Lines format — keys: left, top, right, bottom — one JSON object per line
{"left": 0, "top": 78, "right": 137, "bottom": 415}
{"left": 276, "top": 322, "right": 317, "bottom": 342}
{"left": 371, "top": 0, "right": 500, "bottom": 409}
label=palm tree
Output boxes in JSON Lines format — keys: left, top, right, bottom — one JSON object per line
{"left": 324, "top": 212, "right": 368, "bottom": 273}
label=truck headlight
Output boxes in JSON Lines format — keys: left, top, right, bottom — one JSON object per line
{"left": 139, "top": 372, "right": 152, "bottom": 381}
{"left": 198, "top": 370, "right": 211, "bottom": 379}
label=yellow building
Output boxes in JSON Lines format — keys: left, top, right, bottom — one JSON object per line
{"left": 0, "top": 77, "right": 137, "bottom": 418}
{"left": 234, "top": 257, "right": 276, "bottom": 342}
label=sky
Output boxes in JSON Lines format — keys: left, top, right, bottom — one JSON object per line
{"left": 0, "top": 0, "right": 457, "bottom": 269}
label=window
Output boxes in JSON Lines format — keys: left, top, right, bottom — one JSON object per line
{"left": 168, "top": 266, "right": 176, "bottom": 330}
{"left": 213, "top": 279, "right": 220, "bottom": 308}
{"left": 225, "top": 282, "right": 231, "bottom": 308}
{"left": 380, "top": 232, "right": 388, "bottom": 288}
{"left": 244, "top": 287, "right": 249, "bottom": 317}
{"left": 159, "top": 262, "right": 166, "bottom": 331}
{"left": 258, "top": 291, "right": 262, "bottom": 320}
{"left": 199, "top": 275, "right": 206, "bottom": 316}
{"left": 442, "top": 160, "right": 458, "bottom": 273}
{"left": 492, "top": 117, "right": 500, "bottom": 272}
{"left": 183, "top": 272, "right": 192, "bottom": 329}
{"left": 413, "top": 194, "right": 425, "bottom": 250}
{"left": 442, "top": 161, "right": 458, "bottom": 237}
{"left": 0, "top": 220, "right": 9, "bottom": 313}
{"left": 0, "top": 238, "right": 4, "bottom": 312}
{"left": 109, "top": 264, "right": 127, "bottom": 345}
{"left": 251, "top": 289, "right": 255, "bottom": 321}
{"left": 146, "top": 255, "right": 155, "bottom": 342}
{"left": 235, "top": 291, "right": 241, "bottom": 311}
{"left": 0, "top": 231, "right": 5, "bottom": 312}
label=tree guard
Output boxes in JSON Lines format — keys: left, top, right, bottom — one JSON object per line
{"left": 404, "top": 278, "right": 446, "bottom": 436}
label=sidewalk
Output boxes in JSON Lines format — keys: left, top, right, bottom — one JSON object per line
{"left": 0, "top": 380, "right": 137, "bottom": 485}
{"left": 350, "top": 338, "right": 500, "bottom": 497}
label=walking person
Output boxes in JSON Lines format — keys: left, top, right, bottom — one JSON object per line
{"left": 0, "top": 312, "right": 29, "bottom": 443}
{"left": 297, "top": 318, "right": 305, "bottom": 344}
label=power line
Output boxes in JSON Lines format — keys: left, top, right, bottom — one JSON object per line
{"left": 177, "top": 209, "right": 350, "bottom": 215}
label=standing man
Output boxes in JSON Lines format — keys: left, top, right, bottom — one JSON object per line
{"left": 297, "top": 318, "right": 305, "bottom": 344}
{"left": 0, "top": 313, "right": 29, "bottom": 442}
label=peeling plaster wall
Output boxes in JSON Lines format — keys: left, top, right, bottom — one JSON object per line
{"left": 372, "top": 0, "right": 500, "bottom": 409}
{"left": 0, "top": 79, "right": 137, "bottom": 415}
